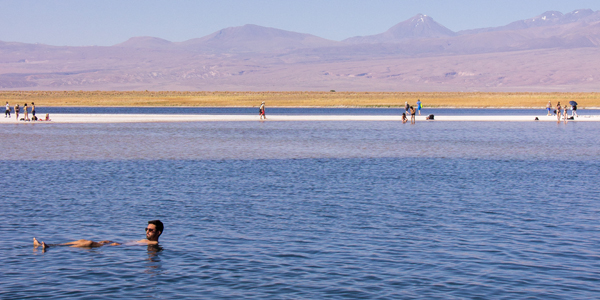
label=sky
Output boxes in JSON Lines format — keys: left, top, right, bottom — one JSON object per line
{"left": 1, "top": 0, "right": 600, "bottom": 46}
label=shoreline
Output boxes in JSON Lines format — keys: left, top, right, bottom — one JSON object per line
{"left": 2, "top": 114, "right": 599, "bottom": 123}
{"left": 3, "top": 105, "right": 600, "bottom": 109}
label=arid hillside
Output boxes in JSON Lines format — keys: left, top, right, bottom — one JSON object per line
{"left": 1, "top": 10, "right": 600, "bottom": 92}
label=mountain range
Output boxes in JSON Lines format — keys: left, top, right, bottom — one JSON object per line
{"left": 2, "top": 9, "right": 600, "bottom": 91}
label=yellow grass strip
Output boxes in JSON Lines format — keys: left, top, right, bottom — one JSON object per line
{"left": 1, "top": 91, "right": 599, "bottom": 108}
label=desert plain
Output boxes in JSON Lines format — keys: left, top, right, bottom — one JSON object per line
{"left": 2, "top": 91, "right": 600, "bottom": 108}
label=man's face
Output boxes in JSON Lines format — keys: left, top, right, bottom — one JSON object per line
{"left": 146, "top": 224, "right": 160, "bottom": 241}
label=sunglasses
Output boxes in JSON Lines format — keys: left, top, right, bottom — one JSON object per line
{"left": 145, "top": 227, "right": 156, "bottom": 232}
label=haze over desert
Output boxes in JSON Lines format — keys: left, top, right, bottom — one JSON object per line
{"left": 2, "top": 9, "right": 600, "bottom": 92}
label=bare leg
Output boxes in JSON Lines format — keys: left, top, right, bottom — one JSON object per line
{"left": 34, "top": 238, "right": 120, "bottom": 249}
{"left": 62, "top": 239, "right": 102, "bottom": 247}
{"left": 62, "top": 239, "right": 120, "bottom": 247}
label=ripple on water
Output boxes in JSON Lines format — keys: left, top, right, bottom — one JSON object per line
{"left": 1, "top": 121, "right": 600, "bottom": 299}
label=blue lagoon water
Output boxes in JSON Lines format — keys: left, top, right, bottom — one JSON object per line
{"left": 33, "top": 106, "right": 600, "bottom": 116}
{"left": 1, "top": 119, "right": 599, "bottom": 299}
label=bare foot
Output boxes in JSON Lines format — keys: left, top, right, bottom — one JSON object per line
{"left": 33, "top": 237, "right": 48, "bottom": 250}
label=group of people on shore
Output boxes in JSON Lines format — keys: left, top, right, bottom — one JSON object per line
{"left": 5, "top": 101, "right": 49, "bottom": 121}
{"left": 258, "top": 100, "right": 424, "bottom": 124}
{"left": 6, "top": 101, "right": 35, "bottom": 121}
{"left": 546, "top": 101, "right": 578, "bottom": 122}
{"left": 257, "top": 100, "right": 423, "bottom": 124}
{"left": 401, "top": 99, "right": 421, "bottom": 124}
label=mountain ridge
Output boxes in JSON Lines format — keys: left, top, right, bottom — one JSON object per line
{"left": 344, "top": 14, "right": 456, "bottom": 44}
{"left": 2, "top": 9, "right": 600, "bottom": 91}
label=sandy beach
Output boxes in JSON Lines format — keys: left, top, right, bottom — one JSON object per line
{"left": 2, "top": 114, "right": 600, "bottom": 123}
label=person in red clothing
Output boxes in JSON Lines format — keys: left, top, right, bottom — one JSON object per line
{"left": 259, "top": 102, "right": 266, "bottom": 120}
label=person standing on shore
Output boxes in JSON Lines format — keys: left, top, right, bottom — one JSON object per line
{"left": 5, "top": 102, "right": 10, "bottom": 118}
{"left": 410, "top": 106, "right": 416, "bottom": 124}
{"left": 572, "top": 104, "right": 578, "bottom": 117}
{"left": 23, "top": 103, "right": 29, "bottom": 121}
{"left": 404, "top": 102, "right": 410, "bottom": 114}
{"left": 15, "top": 104, "right": 20, "bottom": 121}
{"left": 546, "top": 101, "right": 552, "bottom": 116}
{"left": 563, "top": 105, "right": 569, "bottom": 122}
{"left": 259, "top": 101, "right": 266, "bottom": 120}
{"left": 556, "top": 102, "right": 562, "bottom": 121}
{"left": 416, "top": 99, "right": 422, "bottom": 115}
{"left": 31, "top": 102, "right": 36, "bottom": 120}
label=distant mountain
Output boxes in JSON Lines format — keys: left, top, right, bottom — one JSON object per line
{"left": 115, "top": 36, "right": 173, "bottom": 48}
{"left": 459, "top": 9, "right": 600, "bottom": 35}
{"left": 2, "top": 10, "right": 600, "bottom": 91}
{"left": 178, "top": 24, "right": 339, "bottom": 52}
{"left": 343, "top": 14, "right": 456, "bottom": 44}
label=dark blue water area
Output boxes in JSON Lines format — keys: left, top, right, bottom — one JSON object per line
{"left": 32, "top": 106, "right": 600, "bottom": 116}
{"left": 1, "top": 121, "right": 600, "bottom": 299}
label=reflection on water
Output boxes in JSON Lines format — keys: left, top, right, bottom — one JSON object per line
{"left": 1, "top": 121, "right": 600, "bottom": 299}
{"left": 145, "top": 244, "right": 163, "bottom": 276}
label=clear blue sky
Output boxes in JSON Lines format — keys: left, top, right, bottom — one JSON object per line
{"left": 1, "top": 0, "right": 600, "bottom": 46}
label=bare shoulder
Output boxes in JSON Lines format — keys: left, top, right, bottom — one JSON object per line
{"left": 136, "top": 239, "right": 158, "bottom": 245}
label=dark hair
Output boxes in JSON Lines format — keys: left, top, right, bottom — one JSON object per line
{"left": 148, "top": 220, "right": 164, "bottom": 235}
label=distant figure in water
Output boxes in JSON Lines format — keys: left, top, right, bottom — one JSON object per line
{"left": 404, "top": 102, "right": 410, "bottom": 114}
{"left": 546, "top": 101, "right": 552, "bottom": 116}
{"left": 416, "top": 99, "right": 422, "bottom": 115}
{"left": 556, "top": 102, "right": 562, "bottom": 121}
{"left": 572, "top": 103, "right": 578, "bottom": 118}
{"left": 33, "top": 220, "right": 163, "bottom": 250}
{"left": 402, "top": 112, "right": 408, "bottom": 123}
{"left": 259, "top": 102, "right": 266, "bottom": 120}
{"left": 14, "top": 104, "right": 19, "bottom": 121}
{"left": 563, "top": 105, "right": 569, "bottom": 122}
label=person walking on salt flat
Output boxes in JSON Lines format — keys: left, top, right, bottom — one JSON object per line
{"left": 259, "top": 102, "right": 266, "bottom": 120}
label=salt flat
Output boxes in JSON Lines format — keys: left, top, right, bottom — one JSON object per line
{"left": 1, "top": 114, "right": 599, "bottom": 123}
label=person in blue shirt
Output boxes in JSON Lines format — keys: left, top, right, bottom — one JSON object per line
{"left": 416, "top": 99, "right": 422, "bottom": 115}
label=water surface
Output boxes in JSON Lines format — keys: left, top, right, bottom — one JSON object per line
{"left": 1, "top": 120, "right": 599, "bottom": 299}
{"left": 25, "top": 106, "right": 600, "bottom": 116}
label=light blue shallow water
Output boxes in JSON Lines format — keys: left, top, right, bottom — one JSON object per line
{"left": 1, "top": 120, "right": 599, "bottom": 299}
{"left": 19, "top": 106, "right": 600, "bottom": 116}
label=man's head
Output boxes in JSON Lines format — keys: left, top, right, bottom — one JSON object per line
{"left": 146, "top": 220, "right": 164, "bottom": 241}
